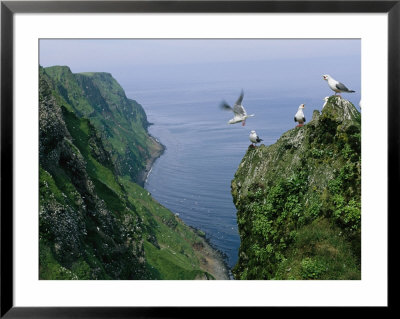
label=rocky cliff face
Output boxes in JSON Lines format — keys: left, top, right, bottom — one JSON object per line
{"left": 39, "top": 68, "right": 149, "bottom": 279}
{"left": 231, "top": 96, "right": 361, "bottom": 280}
{"left": 39, "top": 66, "right": 229, "bottom": 280}
{"left": 44, "top": 65, "right": 162, "bottom": 185}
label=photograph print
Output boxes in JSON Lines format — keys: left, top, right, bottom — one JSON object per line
{"left": 39, "top": 39, "right": 361, "bottom": 280}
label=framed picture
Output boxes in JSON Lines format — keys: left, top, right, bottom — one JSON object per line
{"left": 1, "top": 0, "right": 395, "bottom": 316}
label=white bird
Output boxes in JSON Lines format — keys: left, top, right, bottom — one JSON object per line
{"left": 322, "top": 74, "right": 355, "bottom": 96}
{"left": 294, "top": 104, "right": 306, "bottom": 127}
{"left": 323, "top": 96, "right": 329, "bottom": 109}
{"left": 220, "top": 90, "right": 254, "bottom": 126}
{"left": 249, "top": 130, "right": 263, "bottom": 147}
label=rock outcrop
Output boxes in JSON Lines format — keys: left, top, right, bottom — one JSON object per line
{"left": 231, "top": 96, "right": 361, "bottom": 280}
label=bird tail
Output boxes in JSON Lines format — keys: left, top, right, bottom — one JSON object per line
{"left": 348, "top": 90, "right": 355, "bottom": 93}
{"left": 248, "top": 114, "right": 255, "bottom": 117}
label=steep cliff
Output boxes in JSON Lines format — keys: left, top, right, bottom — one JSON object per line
{"left": 231, "top": 96, "right": 361, "bottom": 280}
{"left": 39, "top": 66, "right": 228, "bottom": 280}
{"left": 44, "top": 65, "right": 161, "bottom": 185}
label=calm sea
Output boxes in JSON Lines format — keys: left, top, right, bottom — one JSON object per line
{"left": 126, "top": 77, "right": 361, "bottom": 270}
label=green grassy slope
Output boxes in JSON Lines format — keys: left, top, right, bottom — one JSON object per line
{"left": 39, "top": 66, "right": 226, "bottom": 280}
{"left": 44, "top": 65, "right": 160, "bottom": 184}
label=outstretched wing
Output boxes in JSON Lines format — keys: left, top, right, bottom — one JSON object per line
{"left": 233, "top": 103, "right": 246, "bottom": 117}
{"left": 233, "top": 91, "right": 246, "bottom": 116}
{"left": 235, "top": 90, "right": 244, "bottom": 106}
{"left": 220, "top": 101, "right": 233, "bottom": 111}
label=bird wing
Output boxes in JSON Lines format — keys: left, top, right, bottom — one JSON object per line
{"left": 233, "top": 103, "right": 246, "bottom": 117}
{"left": 220, "top": 101, "right": 233, "bottom": 111}
{"left": 336, "top": 81, "right": 350, "bottom": 91}
{"left": 235, "top": 90, "right": 244, "bottom": 106}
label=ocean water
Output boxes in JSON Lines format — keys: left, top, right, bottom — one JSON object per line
{"left": 125, "top": 78, "right": 360, "bottom": 270}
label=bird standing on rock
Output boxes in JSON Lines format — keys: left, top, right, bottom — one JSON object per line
{"left": 294, "top": 104, "right": 306, "bottom": 127}
{"left": 249, "top": 130, "right": 263, "bottom": 147}
{"left": 220, "top": 90, "right": 254, "bottom": 126}
{"left": 323, "top": 74, "right": 355, "bottom": 96}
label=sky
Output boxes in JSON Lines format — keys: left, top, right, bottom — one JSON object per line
{"left": 40, "top": 39, "right": 360, "bottom": 68}
{"left": 39, "top": 39, "right": 361, "bottom": 104}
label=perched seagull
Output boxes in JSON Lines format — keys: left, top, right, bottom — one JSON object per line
{"left": 323, "top": 96, "right": 329, "bottom": 109}
{"left": 294, "top": 104, "right": 306, "bottom": 127}
{"left": 322, "top": 74, "right": 355, "bottom": 96}
{"left": 249, "top": 130, "right": 263, "bottom": 147}
{"left": 220, "top": 90, "right": 254, "bottom": 126}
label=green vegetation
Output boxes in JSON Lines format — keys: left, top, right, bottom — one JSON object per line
{"left": 119, "top": 176, "right": 217, "bottom": 280}
{"left": 232, "top": 96, "right": 361, "bottom": 280}
{"left": 275, "top": 218, "right": 360, "bottom": 280}
{"left": 39, "top": 66, "right": 225, "bottom": 280}
{"left": 44, "top": 65, "right": 159, "bottom": 184}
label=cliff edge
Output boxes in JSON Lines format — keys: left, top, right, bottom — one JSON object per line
{"left": 231, "top": 96, "right": 361, "bottom": 280}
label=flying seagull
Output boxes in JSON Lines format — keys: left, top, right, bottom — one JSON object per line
{"left": 323, "top": 74, "right": 355, "bottom": 96}
{"left": 294, "top": 104, "right": 306, "bottom": 127}
{"left": 249, "top": 130, "right": 263, "bottom": 147}
{"left": 220, "top": 90, "right": 254, "bottom": 126}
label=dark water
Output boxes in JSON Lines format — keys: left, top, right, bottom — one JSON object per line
{"left": 126, "top": 81, "right": 360, "bottom": 270}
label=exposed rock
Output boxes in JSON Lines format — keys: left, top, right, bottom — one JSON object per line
{"left": 231, "top": 96, "right": 361, "bottom": 280}
{"left": 39, "top": 65, "right": 229, "bottom": 280}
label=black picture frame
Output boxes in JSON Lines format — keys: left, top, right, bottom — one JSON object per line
{"left": 1, "top": 1, "right": 396, "bottom": 317}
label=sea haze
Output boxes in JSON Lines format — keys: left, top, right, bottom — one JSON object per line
{"left": 125, "top": 60, "right": 361, "bottom": 268}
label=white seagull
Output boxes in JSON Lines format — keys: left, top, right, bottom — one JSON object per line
{"left": 323, "top": 74, "right": 355, "bottom": 96}
{"left": 220, "top": 90, "right": 254, "bottom": 126}
{"left": 249, "top": 130, "right": 263, "bottom": 147}
{"left": 294, "top": 104, "right": 306, "bottom": 127}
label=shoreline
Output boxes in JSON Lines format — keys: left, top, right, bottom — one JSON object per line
{"left": 137, "top": 134, "right": 166, "bottom": 187}
{"left": 141, "top": 131, "right": 232, "bottom": 280}
{"left": 189, "top": 226, "right": 233, "bottom": 280}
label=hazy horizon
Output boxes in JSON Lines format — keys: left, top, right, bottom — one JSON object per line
{"left": 40, "top": 39, "right": 361, "bottom": 107}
